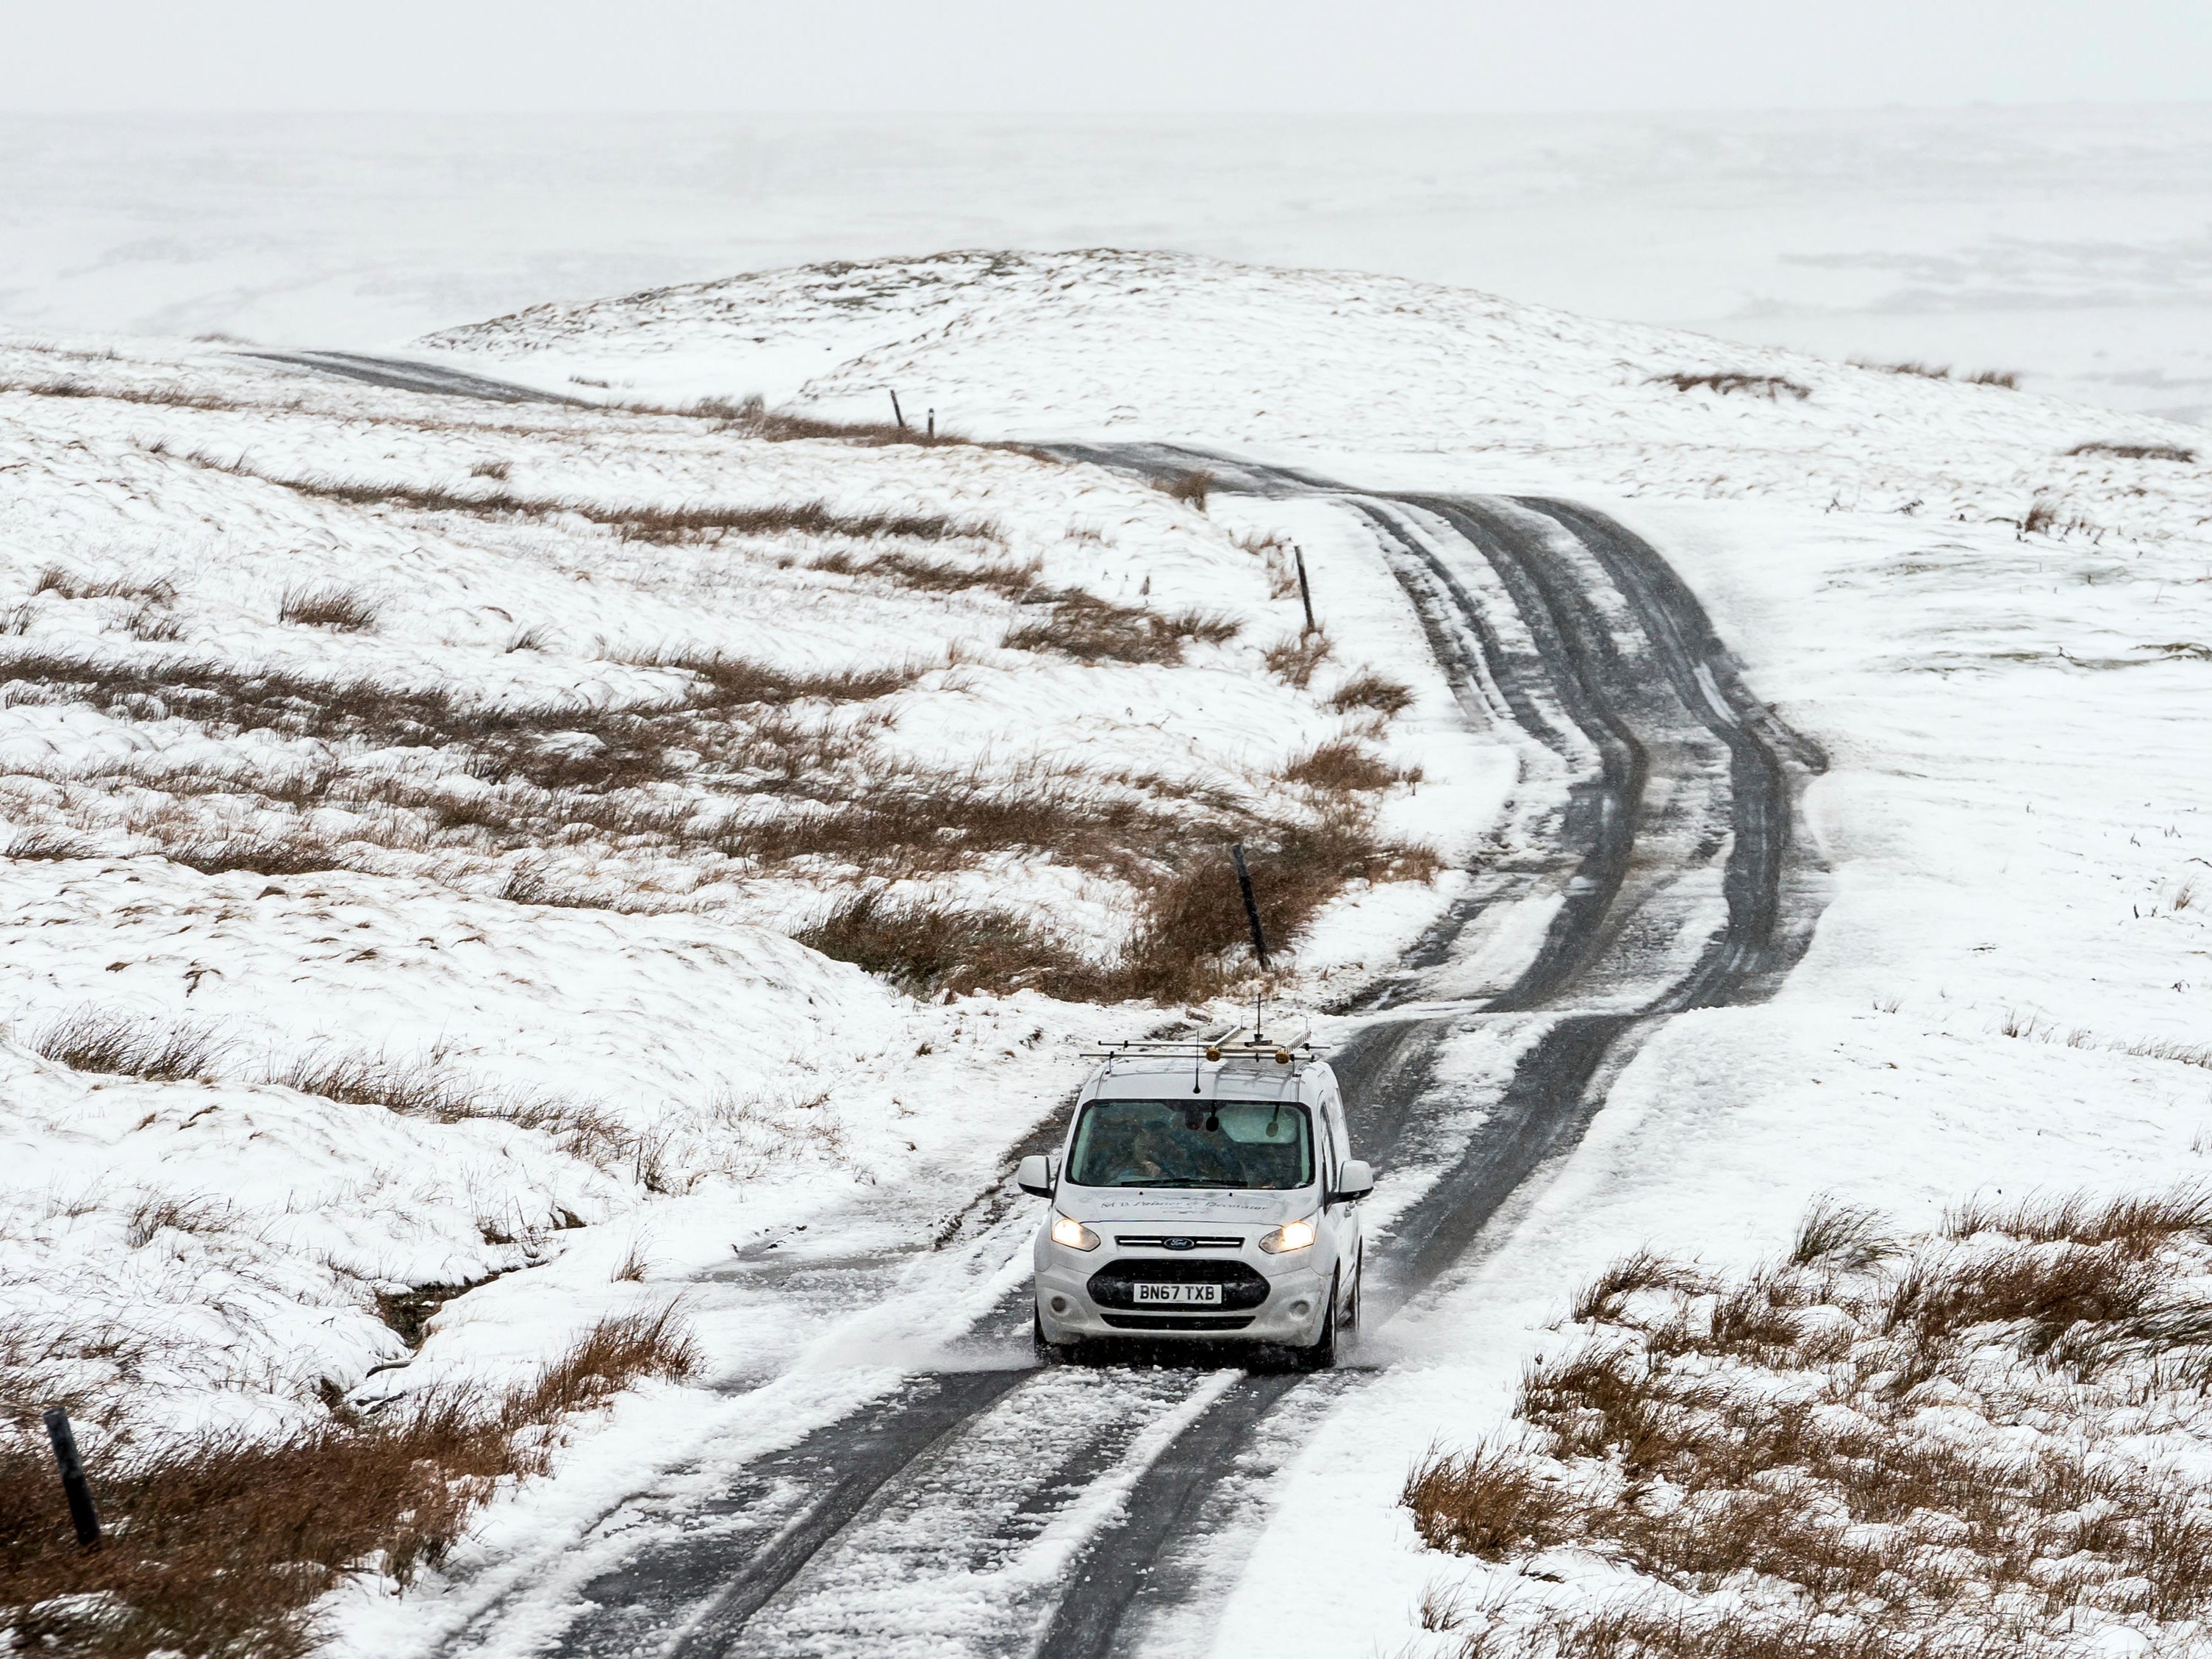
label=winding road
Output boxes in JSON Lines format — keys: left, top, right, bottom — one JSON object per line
{"left": 522, "top": 453, "right": 1827, "bottom": 1659}
{"left": 254, "top": 351, "right": 1826, "bottom": 1659}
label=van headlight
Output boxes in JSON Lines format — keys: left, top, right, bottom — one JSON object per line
{"left": 1051, "top": 1214, "right": 1101, "bottom": 1252}
{"left": 1258, "top": 1216, "right": 1317, "bottom": 1254}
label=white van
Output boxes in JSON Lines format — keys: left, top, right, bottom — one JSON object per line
{"left": 1018, "top": 1029, "right": 1373, "bottom": 1369}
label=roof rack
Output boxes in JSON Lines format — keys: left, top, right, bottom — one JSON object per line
{"left": 1081, "top": 1025, "right": 1321, "bottom": 1065}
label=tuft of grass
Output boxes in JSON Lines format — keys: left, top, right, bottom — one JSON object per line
{"left": 1648, "top": 371, "right": 1811, "bottom": 401}
{"left": 1571, "top": 1247, "right": 1710, "bottom": 1324}
{"left": 1264, "top": 631, "right": 1333, "bottom": 689}
{"left": 265, "top": 1051, "right": 623, "bottom": 1164}
{"left": 33, "top": 567, "right": 176, "bottom": 606}
{"left": 1154, "top": 468, "right": 1215, "bottom": 509}
{"left": 1791, "top": 1197, "right": 1895, "bottom": 1269}
{"left": 1852, "top": 359, "right": 1954, "bottom": 380}
{"left": 795, "top": 889, "right": 1103, "bottom": 1000}
{"left": 1281, "top": 738, "right": 1400, "bottom": 795}
{"left": 1003, "top": 594, "right": 1238, "bottom": 666}
{"left": 0, "top": 1307, "right": 695, "bottom": 1659}
{"left": 2068, "top": 440, "right": 2197, "bottom": 463}
{"left": 1402, "top": 1442, "right": 1578, "bottom": 1560}
{"left": 6, "top": 828, "right": 101, "bottom": 861}
{"left": 279, "top": 584, "right": 379, "bottom": 632}
{"left": 29, "top": 1008, "right": 228, "bottom": 1082}
{"left": 1326, "top": 670, "right": 1414, "bottom": 717}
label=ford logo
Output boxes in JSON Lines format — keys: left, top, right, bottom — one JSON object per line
{"left": 1163, "top": 1237, "right": 1195, "bottom": 1251}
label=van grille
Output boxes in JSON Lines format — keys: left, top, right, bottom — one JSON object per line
{"left": 1087, "top": 1259, "right": 1269, "bottom": 1311}
{"left": 1113, "top": 1234, "right": 1243, "bottom": 1250}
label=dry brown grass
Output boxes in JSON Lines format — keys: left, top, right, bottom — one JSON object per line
{"left": 173, "top": 451, "right": 995, "bottom": 545}
{"left": 1406, "top": 1191, "right": 2212, "bottom": 1658}
{"left": 1263, "top": 631, "right": 1333, "bottom": 689}
{"left": 616, "top": 392, "right": 973, "bottom": 448}
{"left": 277, "top": 584, "right": 379, "bottom": 632}
{"left": 28, "top": 1008, "right": 229, "bottom": 1082}
{"left": 810, "top": 547, "right": 1042, "bottom": 600}
{"left": 264, "top": 1051, "right": 623, "bottom": 1163}
{"left": 795, "top": 889, "right": 1104, "bottom": 999}
{"left": 1648, "top": 371, "right": 1811, "bottom": 401}
{"left": 2067, "top": 440, "right": 2197, "bottom": 463}
{"left": 1281, "top": 738, "right": 1402, "bottom": 795}
{"left": 0, "top": 1307, "right": 695, "bottom": 1659}
{"left": 0, "top": 376, "right": 255, "bottom": 413}
{"left": 1325, "top": 670, "right": 1415, "bottom": 717}
{"left": 33, "top": 567, "right": 177, "bottom": 606}
{"left": 1154, "top": 468, "right": 1215, "bottom": 509}
{"left": 1002, "top": 594, "right": 1239, "bottom": 665}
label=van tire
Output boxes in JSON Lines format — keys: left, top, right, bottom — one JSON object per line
{"left": 1292, "top": 1275, "right": 1339, "bottom": 1372}
{"left": 1033, "top": 1305, "right": 1070, "bottom": 1366}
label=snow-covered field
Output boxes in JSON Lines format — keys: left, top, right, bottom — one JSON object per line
{"left": 0, "top": 331, "right": 1493, "bottom": 1455}
{"left": 6, "top": 239, "right": 2211, "bottom": 1655}
{"left": 413, "top": 249, "right": 2212, "bottom": 1651}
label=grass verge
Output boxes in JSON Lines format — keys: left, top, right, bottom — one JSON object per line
{"left": 1403, "top": 1190, "right": 2212, "bottom": 1658}
{"left": 0, "top": 1308, "right": 695, "bottom": 1659}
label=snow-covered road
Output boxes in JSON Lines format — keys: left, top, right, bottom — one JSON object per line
{"left": 338, "top": 431, "right": 1819, "bottom": 1659}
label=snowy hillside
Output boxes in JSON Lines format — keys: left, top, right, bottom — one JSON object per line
{"left": 6, "top": 246, "right": 2211, "bottom": 1659}
{"left": 420, "top": 248, "right": 2211, "bottom": 548}
{"left": 426, "top": 251, "right": 2212, "bottom": 1656}
{"left": 0, "top": 334, "right": 1483, "bottom": 1487}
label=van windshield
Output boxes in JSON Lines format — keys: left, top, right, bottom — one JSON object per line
{"left": 1066, "top": 1097, "right": 1313, "bottom": 1190}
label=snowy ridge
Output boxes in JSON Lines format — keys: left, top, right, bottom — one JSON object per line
{"left": 421, "top": 248, "right": 2211, "bottom": 548}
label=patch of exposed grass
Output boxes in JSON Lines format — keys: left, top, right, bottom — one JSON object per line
{"left": 278, "top": 584, "right": 379, "bottom": 632}
{"left": 0, "top": 376, "right": 257, "bottom": 413}
{"left": 1281, "top": 738, "right": 1403, "bottom": 795}
{"left": 1406, "top": 1191, "right": 2212, "bottom": 1659}
{"left": 2067, "top": 440, "right": 2197, "bottom": 463}
{"left": 29, "top": 1008, "right": 229, "bottom": 1082}
{"left": 1264, "top": 631, "right": 1332, "bottom": 689}
{"left": 796, "top": 889, "right": 1103, "bottom": 999}
{"left": 1003, "top": 594, "right": 1239, "bottom": 665}
{"left": 1326, "top": 670, "right": 1414, "bottom": 717}
{"left": 1649, "top": 371, "right": 1811, "bottom": 401}
{"left": 617, "top": 392, "right": 973, "bottom": 448}
{"left": 33, "top": 568, "right": 176, "bottom": 606}
{"left": 1154, "top": 468, "right": 1214, "bottom": 509}
{"left": 0, "top": 1308, "right": 695, "bottom": 1659}
{"left": 173, "top": 451, "right": 997, "bottom": 545}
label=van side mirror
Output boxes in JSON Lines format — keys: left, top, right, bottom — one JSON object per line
{"left": 1017, "top": 1154, "right": 1054, "bottom": 1199}
{"left": 1332, "top": 1160, "right": 1375, "bottom": 1203}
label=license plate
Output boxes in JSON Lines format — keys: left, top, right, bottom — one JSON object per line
{"left": 1133, "top": 1283, "right": 1221, "bottom": 1305}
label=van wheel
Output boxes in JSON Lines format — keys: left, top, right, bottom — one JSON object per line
{"left": 1343, "top": 1257, "right": 1362, "bottom": 1336}
{"left": 1292, "top": 1275, "right": 1339, "bottom": 1372}
{"left": 1033, "top": 1305, "right": 1070, "bottom": 1367}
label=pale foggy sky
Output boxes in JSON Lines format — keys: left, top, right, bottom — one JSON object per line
{"left": 5, "top": 0, "right": 2208, "bottom": 112}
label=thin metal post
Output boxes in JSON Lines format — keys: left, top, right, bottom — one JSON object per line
{"left": 43, "top": 1408, "right": 101, "bottom": 1551}
{"left": 889, "top": 390, "right": 906, "bottom": 431}
{"left": 926, "top": 409, "right": 935, "bottom": 440}
{"left": 1294, "top": 546, "right": 1317, "bottom": 635}
{"left": 1229, "top": 844, "right": 1270, "bottom": 971}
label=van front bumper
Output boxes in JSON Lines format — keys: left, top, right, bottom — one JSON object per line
{"left": 1034, "top": 1253, "right": 1331, "bottom": 1346}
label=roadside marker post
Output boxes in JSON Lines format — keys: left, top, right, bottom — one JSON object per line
{"left": 890, "top": 390, "right": 907, "bottom": 431}
{"left": 1295, "top": 545, "right": 1317, "bottom": 634}
{"left": 43, "top": 1407, "right": 101, "bottom": 1551}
